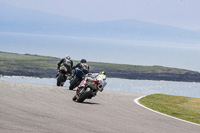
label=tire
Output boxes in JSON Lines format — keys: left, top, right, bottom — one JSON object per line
{"left": 77, "top": 88, "right": 92, "bottom": 103}
{"left": 57, "top": 73, "right": 63, "bottom": 86}
{"left": 61, "top": 82, "right": 64, "bottom": 87}
{"left": 69, "top": 77, "right": 79, "bottom": 90}
{"left": 72, "top": 95, "right": 77, "bottom": 101}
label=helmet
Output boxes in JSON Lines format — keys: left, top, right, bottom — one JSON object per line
{"left": 80, "top": 59, "right": 86, "bottom": 63}
{"left": 66, "top": 54, "right": 71, "bottom": 60}
{"left": 101, "top": 71, "right": 106, "bottom": 75}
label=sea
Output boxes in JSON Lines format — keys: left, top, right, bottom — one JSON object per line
{"left": 1, "top": 76, "right": 200, "bottom": 98}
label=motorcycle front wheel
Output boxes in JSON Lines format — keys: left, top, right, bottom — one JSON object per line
{"left": 77, "top": 88, "right": 92, "bottom": 103}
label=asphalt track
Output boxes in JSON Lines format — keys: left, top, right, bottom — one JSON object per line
{"left": 0, "top": 80, "right": 200, "bottom": 133}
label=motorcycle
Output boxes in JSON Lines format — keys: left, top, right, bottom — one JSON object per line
{"left": 56, "top": 65, "right": 71, "bottom": 86}
{"left": 69, "top": 68, "right": 85, "bottom": 90}
{"left": 72, "top": 73, "right": 107, "bottom": 103}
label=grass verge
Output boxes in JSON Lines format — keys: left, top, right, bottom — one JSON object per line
{"left": 140, "top": 94, "right": 200, "bottom": 124}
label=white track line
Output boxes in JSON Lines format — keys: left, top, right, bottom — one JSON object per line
{"left": 134, "top": 95, "right": 200, "bottom": 127}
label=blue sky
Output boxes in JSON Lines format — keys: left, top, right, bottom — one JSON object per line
{"left": 0, "top": 0, "right": 200, "bottom": 71}
{"left": 1, "top": 0, "right": 200, "bottom": 30}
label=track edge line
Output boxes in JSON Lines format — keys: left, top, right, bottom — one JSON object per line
{"left": 134, "top": 95, "right": 200, "bottom": 127}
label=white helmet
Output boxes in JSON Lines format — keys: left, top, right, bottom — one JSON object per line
{"left": 66, "top": 54, "right": 71, "bottom": 60}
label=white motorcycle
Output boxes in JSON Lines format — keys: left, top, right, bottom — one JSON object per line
{"left": 72, "top": 72, "right": 107, "bottom": 103}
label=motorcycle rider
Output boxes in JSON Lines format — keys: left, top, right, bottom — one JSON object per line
{"left": 57, "top": 54, "right": 73, "bottom": 75}
{"left": 72, "top": 59, "right": 89, "bottom": 74}
{"left": 98, "top": 71, "right": 106, "bottom": 91}
{"left": 88, "top": 71, "right": 107, "bottom": 96}
{"left": 69, "top": 59, "right": 89, "bottom": 90}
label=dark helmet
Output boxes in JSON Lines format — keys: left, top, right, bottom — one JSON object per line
{"left": 80, "top": 59, "right": 86, "bottom": 63}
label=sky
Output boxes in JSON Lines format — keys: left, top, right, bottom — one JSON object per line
{"left": 0, "top": 0, "right": 200, "bottom": 71}
{"left": 1, "top": 0, "right": 200, "bottom": 30}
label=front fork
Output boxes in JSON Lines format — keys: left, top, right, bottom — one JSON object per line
{"left": 76, "top": 87, "right": 84, "bottom": 99}
{"left": 72, "top": 87, "right": 82, "bottom": 101}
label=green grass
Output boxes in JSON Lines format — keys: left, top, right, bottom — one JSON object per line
{"left": 87, "top": 61, "right": 190, "bottom": 74}
{"left": 0, "top": 51, "right": 194, "bottom": 73}
{"left": 0, "top": 52, "right": 55, "bottom": 60}
{"left": 0, "top": 52, "right": 60, "bottom": 77}
{"left": 0, "top": 52, "right": 59, "bottom": 67}
{"left": 140, "top": 94, "right": 200, "bottom": 124}
{"left": 1, "top": 51, "right": 199, "bottom": 80}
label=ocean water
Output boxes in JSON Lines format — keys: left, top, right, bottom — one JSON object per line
{"left": 1, "top": 76, "right": 200, "bottom": 98}
{"left": 0, "top": 32, "right": 200, "bottom": 72}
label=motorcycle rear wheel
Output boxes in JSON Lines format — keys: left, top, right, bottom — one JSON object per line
{"left": 57, "top": 73, "right": 63, "bottom": 86}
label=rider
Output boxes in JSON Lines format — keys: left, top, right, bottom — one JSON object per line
{"left": 95, "top": 71, "right": 107, "bottom": 92}
{"left": 72, "top": 59, "right": 89, "bottom": 74}
{"left": 57, "top": 54, "right": 73, "bottom": 75}
{"left": 87, "top": 71, "right": 106, "bottom": 97}
{"left": 100, "top": 71, "right": 106, "bottom": 77}
{"left": 69, "top": 59, "right": 89, "bottom": 90}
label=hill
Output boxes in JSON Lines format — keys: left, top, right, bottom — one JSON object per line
{"left": 0, "top": 2, "right": 200, "bottom": 44}
{"left": 0, "top": 51, "right": 200, "bottom": 82}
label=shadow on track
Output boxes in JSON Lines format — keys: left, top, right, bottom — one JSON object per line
{"left": 73, "top": 101, "right": 100, "bottom": 105}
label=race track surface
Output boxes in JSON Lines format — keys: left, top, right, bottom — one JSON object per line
{"left": 0, "top": 81, "right": 200, "bottom": 133}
